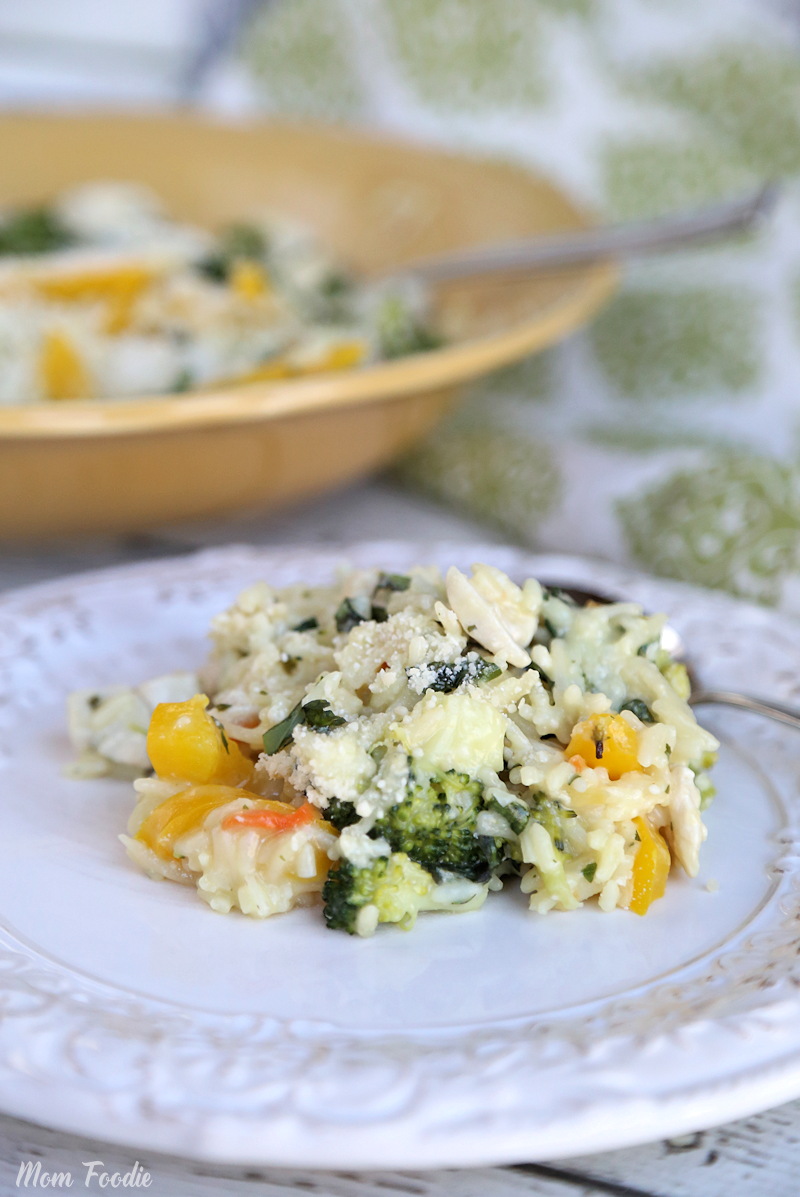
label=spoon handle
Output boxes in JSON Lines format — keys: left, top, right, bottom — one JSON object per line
{"left": 398, "top": 183, "right": 779, "bottom": 283}
{"left": 690, "top": 689, "right": 800, "bottom": 732}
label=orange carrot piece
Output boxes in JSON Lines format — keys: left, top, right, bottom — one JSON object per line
{"left": 221, "top": 800, "right": 317, "bottom": 834}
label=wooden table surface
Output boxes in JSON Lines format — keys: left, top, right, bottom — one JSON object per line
{"left": 2, "top": 479, "right": 799, "bottom": 1197}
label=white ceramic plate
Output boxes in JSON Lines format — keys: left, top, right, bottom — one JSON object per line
{"left": 1, "top": 542, "right": 799, "bottom": 1170}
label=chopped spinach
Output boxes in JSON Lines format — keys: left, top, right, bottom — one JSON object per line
{"left": 335, "top": 596, "right": 387, "bottom": 631}
{"left": 619, "top": 699, "right": 655, "bottom": 724}
{"left": 375, "top": 572, "right": 411, "bottom": 593}
{"left": 335, "top": 597, "right": 370, "bottom": 633}
{"left": 195, "top": 222, "right": 268, "bottom": 283}
{"left": 526, "top": 661, "right": 554, "bottom": 692}
{"left": 543, "top": 586, "right": 578, "bottom": 606}
{"left": 221, "top": 222, "right": 268, "bottom": 261}
{"left": 302, "top": 699, "right": 347, "bottom": 732}
{"left": 262, "top": 703, "right": 307, "bottom": 754}
{"left": 420, "top": 657, "right": 502, "bottom": 694}
{"left": 171, "top": 369, "right": 193, "bottom": 393}
{"left": 262, "top": 698, "right": 346, "bottom": 755}
{"left": 0, "top": 206, "right": 75, "bottom": 256}
{"left": 486, "top": 796, "right": 530, "bottom": 835}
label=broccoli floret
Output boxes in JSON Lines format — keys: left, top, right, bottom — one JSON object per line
{"left": 322, "top": 852, "right": 487, "bottom": 935}
{"left": 528, "top": 792, "right": 576, "bottom": 856}
{"left": 695, "top": 772, "right": 716, "bottom": 810}
{"left": 377, "top": 294, "right": 442, "bottom": 359}
{"left": 692, "top": 749, "right": 718, "bottom": 810}
{"left": 372, "top": 767, "right": 504, "bottom": 882}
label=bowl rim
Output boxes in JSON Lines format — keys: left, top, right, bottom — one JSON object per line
{"left": 0, "top": 112, "right": 618, "bottom": 441}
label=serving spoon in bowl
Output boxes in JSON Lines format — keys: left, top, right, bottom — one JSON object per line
{"left": 543, "top": 583, "right": 800, "bottom": 733}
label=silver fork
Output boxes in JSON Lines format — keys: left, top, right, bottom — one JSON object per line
{"left": 398, "top": 183, "right": 779, "bottom": 283}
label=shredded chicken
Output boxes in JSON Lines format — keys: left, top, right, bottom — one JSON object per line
{"left": 445, "top": 565, "right": 538, "bottom": 667}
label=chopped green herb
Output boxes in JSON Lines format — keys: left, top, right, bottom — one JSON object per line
{"left": 371, "top": 604, "right": 389, "bottom": 623}
{"left": 212, "top": 717, "right": 230, "bottom": 753}
{"left": 88, "top": 694, "right": 102, "bottom": 710}
{"left": 375, "top": 572, "right": 411, "bottom": 593}
{"left": 214, "top": 703, "right": 231, "bottom": 711}
{"left": 620, "top": 699, "right": 654, "bottom": 724}
{"left": 292, "top": 617, "right": 319, "bottom": 633}
{"left": 582, "top": 862, "right": 597, "bottom": 882}
{"left": 280, "top": 656, "right": 299, "bottom": 675}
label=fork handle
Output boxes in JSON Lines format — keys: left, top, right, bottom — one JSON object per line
{"left": 690, "top": 689, "right": 800, "bottom": 731}
{"left": 397, "top": 183, "right": 779, "bottom": 283}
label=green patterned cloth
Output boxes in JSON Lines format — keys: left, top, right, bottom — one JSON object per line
{"left": 238, "top": 0, "right": 800, "bottom": 615}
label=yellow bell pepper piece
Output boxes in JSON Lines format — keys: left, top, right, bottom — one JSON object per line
{"left": 215, "top": 340, "right": 366, "bottom": 391}
{"left": 146, "top": 693, "right": 254, "bottom": 787}
{"left": 36, "top": 264, "right": 156, "bottom": 334}
{"left": 566, "top": 712, "right": 640, "bottom": 780}
{"left": 136, "top": 783, "right": 258, "bottom": 859}
{"left": 39, "top": 329, "right": 90, "bottom": 400}
{"left": 296, "top": 340, "right": 367, "bottom": 374}
{"left": 629, "top": 816, "right": 671, "bottom": 916}
{"left": 230, "top": 259, "right": 270, "bottom": 301}
{"left": 137, "top": 789, "right": 334, "bottom": 877}
{"left": 221, "top": 357, "right": 292, "bottom": 386}
{"left": 35, "top": 263, "right": 155, "bottom": 305}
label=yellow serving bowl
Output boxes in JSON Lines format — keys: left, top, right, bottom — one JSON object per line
{"left": 0, "top": 113, "right": 616, "bottom": 539}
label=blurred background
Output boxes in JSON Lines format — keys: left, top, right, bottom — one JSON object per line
{"left": 2, "top": 0, "right": 800, "bottom": 616}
